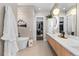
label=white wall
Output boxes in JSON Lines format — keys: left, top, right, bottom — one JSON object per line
{"left": 77, "top": 4, "right": 79, "bottom": 36}
{"left": 63, "top": 16, "right": 68, "bottom": 34}
{"left": 47, "top": 18, "right": 53, "bottom": 34}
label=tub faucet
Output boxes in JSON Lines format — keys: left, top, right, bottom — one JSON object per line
{"left": 18, "top": 33, "right": 21, "bottom": 37}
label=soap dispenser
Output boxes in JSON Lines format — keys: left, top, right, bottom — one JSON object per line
{"left": 71, "top": 32, "right": 74, "bottom": 36}
{"left": 62, "top": 32, "right": 65, "bottom": 38}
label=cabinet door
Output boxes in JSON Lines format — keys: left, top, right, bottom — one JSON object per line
{"left": 47, "top": 35, "right": 72, "bottom": 56}
{"left": 54, "top": 42, "right": 62, "bottom": 56}
{"left": 61, "top": 47, "right": 72, "bottom": 56}
{"left": 48, "top": 38, "right": 62, "bottom": 56}
{"left": 47, "top": 38, "right": 55, "bottom": 49}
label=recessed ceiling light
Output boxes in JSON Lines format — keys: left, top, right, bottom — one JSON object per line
{"left": 63, "top": 8, "right": 65, "bottom": 10}
{"left": 38, "top": 8, "right": 41, "bottom": 10}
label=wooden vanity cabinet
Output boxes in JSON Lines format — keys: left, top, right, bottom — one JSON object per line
{"left": 47, "top": 35, "right": 73, "bottom": 56}
{"left": 61, "top": 47, "right": 72, "bottom": 56}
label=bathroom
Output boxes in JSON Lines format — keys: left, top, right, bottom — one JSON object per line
{"left": 0, "top": 3, "right": 53, "bottom": 56}
{"left": 0, "top": 3, "right": 79, "bottom": 56}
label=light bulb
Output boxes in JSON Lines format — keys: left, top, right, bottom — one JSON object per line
{"left": 38, "top": 8, "right": 41, "bottom": 10}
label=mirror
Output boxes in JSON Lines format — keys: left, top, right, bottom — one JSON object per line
{"left": 53, "top": 16, "right": 59, "bottom": 33}
{"left": 66, "top": 5, "right": 77, "bottom": 36}
{"left": 67, "top": 14, "right": 77, "bottom": 35}
{"left": 51, "top": 3, "right": 77, "bottom": 36}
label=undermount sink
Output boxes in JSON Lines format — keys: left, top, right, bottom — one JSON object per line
{"left": 65, "top": 39, "right": 79, "bottom": 48}
{"left": 57, "top": 34, "right": 79, "bottom": 49}
{"left": 69, "top": 43, "right": 79, "bottom": 50}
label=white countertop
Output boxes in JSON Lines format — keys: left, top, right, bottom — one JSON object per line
{"left": 47, "top": 33, "right": 79, "bottom": 56}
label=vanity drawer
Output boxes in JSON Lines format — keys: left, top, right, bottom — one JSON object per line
{"left": 61, "top": 46, "right": 72, "bottom": 56}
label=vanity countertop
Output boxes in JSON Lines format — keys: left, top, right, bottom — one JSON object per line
{"left": 47, "top": 33, "right": 79, "bottom": 56}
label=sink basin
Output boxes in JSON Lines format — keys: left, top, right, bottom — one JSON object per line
{"left": 58, "top": 34, "right": 79, "bottom": 49}
{"left": 63, "top": 37, "right": 79, "bottom": 46}
{"left": 68, "top": 43, "right": 79, "bottom": 47}
{"left": 69, "top": 36, "right": 79, "bottom": 40}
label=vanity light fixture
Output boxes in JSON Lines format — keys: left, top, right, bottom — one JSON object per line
{"left": 71, "top": 8, "right": 76, "bottom": 15}
{"left": 53, "top": 8, "right": 60, "bottom": 16}
{"left": 63, "top": 8, "right": 66, "bottom": 10}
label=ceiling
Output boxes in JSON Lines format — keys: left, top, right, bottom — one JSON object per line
{"left": 18, "top": 3, "right": 55, "bottom": 13}
{"left": 56, "top": 3, "right": 76, "bottom": 12}
{"left": 17, "top": 3, "right": 76, "bottom": 16}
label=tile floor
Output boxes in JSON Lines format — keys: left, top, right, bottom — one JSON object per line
{"left": 16, "top": 40, "right": 56, "bottom": 56}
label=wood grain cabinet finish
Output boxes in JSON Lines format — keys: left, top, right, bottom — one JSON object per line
{"left": 47, "top": 35, "right": 73, "bottom": 56}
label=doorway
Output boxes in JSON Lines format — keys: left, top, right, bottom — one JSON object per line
{"left": 36, "top": 17, "right": 43, "bottom": 40}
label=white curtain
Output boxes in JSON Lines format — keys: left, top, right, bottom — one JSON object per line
{"left": 1, "top": 5, "right": 19, "bottom": 56}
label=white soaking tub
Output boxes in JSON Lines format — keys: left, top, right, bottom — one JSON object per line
{"left": 17, "top": 37, "right": 29, "bottom": 50}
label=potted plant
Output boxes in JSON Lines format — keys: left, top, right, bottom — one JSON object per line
{"left": 46, "top": 14, "right": 52, "bottom": 19}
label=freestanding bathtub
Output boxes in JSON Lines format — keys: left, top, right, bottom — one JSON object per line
{"left": 17, "top": 37, "right": 29, "bottom": 50}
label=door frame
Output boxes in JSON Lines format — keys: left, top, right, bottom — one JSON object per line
{"left": 34, "top": 16, "right": 46, "bottom": 41}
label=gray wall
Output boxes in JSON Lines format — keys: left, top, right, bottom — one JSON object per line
{"left": 77, "top": 4, "right": 79, "bottom": 36}
{"left": 17, "top": 6, "right": 35, "bottom": 39}
{"left": 0, "top": 4, "right": 5, "bottom": 56}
